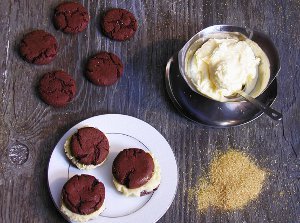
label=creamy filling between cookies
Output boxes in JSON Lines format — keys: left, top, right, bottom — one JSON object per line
{"left": 64, "top": 136, "right": 106, "bottom": 170}
{"left": 113, "top": 154, "right": 161, "bottom": 197}
{"left": 60, "top": 201, "right": 105, "bottom": 222}
{"left": 186, "top": 37, "right": 270, "bottom": 101}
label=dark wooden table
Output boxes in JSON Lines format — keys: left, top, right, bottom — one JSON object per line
{"left": 0, "top": 0, "right": 299, "bottom": 222}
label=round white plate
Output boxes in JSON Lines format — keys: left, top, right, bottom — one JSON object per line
{"left": 48, "top": 114, "right": 178, "bottom": 223}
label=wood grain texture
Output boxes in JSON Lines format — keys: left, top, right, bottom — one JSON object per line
{"left": 0, "top": 0, "right": 299, "bottom": 222}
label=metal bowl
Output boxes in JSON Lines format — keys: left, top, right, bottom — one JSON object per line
{"left": 178, "top": 25, "right": 280, "bottom": 100}
{"left": 165, "top": 25, "right": 280, "bottom": 127}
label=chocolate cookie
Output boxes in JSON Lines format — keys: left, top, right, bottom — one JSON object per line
{"left": 71, "top": 127, "right": 109, "bottom": 165}
{"left": 19, "top": 30, "right": 58, "bottom": 65}
{"left": 39, "top": 71, "right": 76, "bottom": 107}
{"left": 62, "top": 174, "right": 105, "bottom": 215}
{"left": 86, "top": 52, "right": 123, "bottom": 86}
{"left": 112, "top": 148, "right": 154, "bottom": 189}
{"left": 102, "top": 8, "right": 138, "bottom": 41}
{"left": 54, "top": 2, "right": 89, "bottom": 34}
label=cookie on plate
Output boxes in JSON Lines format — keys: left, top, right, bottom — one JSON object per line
{"left": 85, "top": 52, "right": 123, "bottom": 86}
{"left": 38, "top": 70, "right": 76, "bottom": 107}
{"left": 61, "top": 174, "right": 105, "bottom": 222}
{"left": 101, "top": 8, "right": 138, "bottom": 41}
{"left": 53, "top": 1, "right": 89, "bottom": 34}
{"left": 112, "top": 148, "right": 161, "bottom": 196}
{"left": 19, "top": 30, "right": 58, "bottom": 65}
{"left": 64, "top": 127, "right": 109, "bottom": 170}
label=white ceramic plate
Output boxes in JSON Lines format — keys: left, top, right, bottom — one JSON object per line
{"left": 48, "top": 114, "right": 178, "bottom": 223}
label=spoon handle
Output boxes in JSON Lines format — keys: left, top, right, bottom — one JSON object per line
{"left": 237, "top": 90, "right": 283, "bottom": 121}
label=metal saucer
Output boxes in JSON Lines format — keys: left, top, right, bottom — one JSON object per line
{"left": 165, "top": 53, "right": 278, "bottom": 127}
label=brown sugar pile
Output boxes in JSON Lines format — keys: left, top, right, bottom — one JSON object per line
{"left": 192, "top": 149, "right": 266, "bottom": 211}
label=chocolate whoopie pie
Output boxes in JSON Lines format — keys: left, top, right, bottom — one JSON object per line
{"left": 112, "top": 148, "right": 161, "bottom": 196}
{"left": 53, "top": 1, "right": 90, "bottom": 34}
{"left": 39, "top": 70, "right": 76, "bottom": 107}
{"left": 19, "top": 30, "right": 58, "bottom": 65}
{"left": 102, "top": 8, "right": 138, "bottom": 41}
{"left": 61, "top": 174, "right": 105, "bottom": 222}
{"left": 64, "top": 127, "right": 109, "bottom": 170}
{"left": 86, "top": 52, "right": 123, "bottom": 86}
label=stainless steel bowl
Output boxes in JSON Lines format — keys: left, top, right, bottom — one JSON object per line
{"left": 178, "top": 25, "right": 280, "bottom": 101}
{"left": 165, "top": 25, "right": 280, "bottom": 127}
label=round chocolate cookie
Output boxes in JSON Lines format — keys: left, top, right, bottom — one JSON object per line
{"left": 71, "top": 127, "right": 109, "bottom": 165}
{"left": 19, "top": 30, "right": 58, "bottom": 65}
{"left": 53, "top": 1, "right": 89, "bottom": 34}
{"left": 39, "top": 71, "right": 76, "bottom": 107}
{"left": 86, "top": 52, "right": 123, "bottom": 86}
{"left": 102, "top": 8, "right": 138, "bottom": 41}
{"left": 112, "top": 148, "right": 154, "bottom": 189}
{"left": 62, "top": 174, "right": 105, "bottom": 215}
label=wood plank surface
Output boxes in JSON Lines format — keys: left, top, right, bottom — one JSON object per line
{"left": 0, "top": 0, "right": 299, "bottom": 222}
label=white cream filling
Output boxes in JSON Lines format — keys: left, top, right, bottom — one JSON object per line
{"left": 113, "top": 153, "right": 161, "bottom": 197}
{"left": 187, "top": 37, "right": 269, "bottom": 102}
{"left": 64, "top": 136, "right": 106, "bottom": 170}
{"left": 60, "top": 201, "right": 105, "bottom": 222}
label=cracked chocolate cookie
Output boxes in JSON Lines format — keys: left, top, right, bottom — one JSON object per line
{"left": 19, "top": 30, "right": 58, "bottom": 65}
{"left": 64, "top": 127, "right": 109, "bottom": 170}
{"left": 61, "top": 174, "right": 105, "bottom": 222}
{"left": 53, "top": 1, "right": 89, "bottom": 34}
{"left": 39, "top": 70, "right": 76, "bottom": 107}
{"left": 102, "top": 8, "right": 138, "bottom": 41}
{"left": 86, "top": 52, "right": 123, "bottom": 86}
{"left": 112, "top": 148, "right": 161, "bottom": 196}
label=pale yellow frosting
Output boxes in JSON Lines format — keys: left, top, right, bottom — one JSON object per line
{"left": 187, "top": 38, "right": 269, "bottom": 102}
{"left": 60, "top": 201, "right": 105, "bottom": 222}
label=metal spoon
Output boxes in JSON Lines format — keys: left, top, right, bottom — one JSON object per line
{"left": 226, "top": 89, "right": 282, "bottom": 121}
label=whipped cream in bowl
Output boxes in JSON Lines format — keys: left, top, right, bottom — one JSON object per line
{"left": 179, "top": 26, "right": 273, "bottom": 102}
